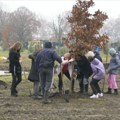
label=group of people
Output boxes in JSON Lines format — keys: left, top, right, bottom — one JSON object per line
{"left": 8, "top": 41, "right": 120, "bottom": 104}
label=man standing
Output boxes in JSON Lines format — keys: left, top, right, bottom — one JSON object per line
{"left": 36, "top": 42, "right": 62, "bottom": 104}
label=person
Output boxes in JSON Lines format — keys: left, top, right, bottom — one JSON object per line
{"left": 9, "top": 41, "right": 22, "bottom": 97}
{"left": 35, "top": 41, "right": 62, "bottom": 104}
{"left": 75, "top": 55, "right": 93, "bottom": 94}
{"left": 28, "top": 45, "right": 42, "bottom": 99}
{"left": 94, "top": 50, "right": 103, "bottom": 62}
{"left": 85, "top": 51, "right": 105, "bottom": 98}
{"left": 105, "top": 48, "right": 120, "bottom": 95}
{"left": 56, "top": 52, "right": 75, "bottom": 93}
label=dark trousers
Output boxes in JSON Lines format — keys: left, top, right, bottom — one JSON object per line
{"left": 58, "top": 71, "right": 74, "bottom": 91}
{"left": 11, "top": 73, "right": 22, "bottom": 94}
{"left": 79, "top": 77, "right": 88, "bottom": 93}
{"left": 90, "top": 78, "right": 101, "bottom": 95}
{"left": 39, "top": 68, "right": 53, "bottom": 101}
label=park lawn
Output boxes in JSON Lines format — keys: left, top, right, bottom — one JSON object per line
{"left": 0, "top": 73, "right": 120, "bottom": 120}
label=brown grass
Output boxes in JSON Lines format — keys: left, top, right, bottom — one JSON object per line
{"left": 0, "top": 74, "right": 120, "bottom": 120}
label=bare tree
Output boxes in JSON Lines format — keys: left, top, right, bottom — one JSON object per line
{"left": 101, "top": 17, "right": 120, "bottom": 43}
{"left": 0, "top": 9, "right": 11, "bottom": 49}
{"left": 49, "top": 13, "right": 70, "bottom": 42}
{"left": 37, "top": 17, "right": 52, "bottom": 40}
{"left": 9, "top": 7, "right": 41, "bottom": 44}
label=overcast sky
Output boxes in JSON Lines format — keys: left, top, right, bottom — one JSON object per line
{"left": 0, "top": 0, "right": 120, "bottom": 20}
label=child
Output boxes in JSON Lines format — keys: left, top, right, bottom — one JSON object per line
{"left": 85, "top": 51, "right": 105, "bottom": 98}
{"left": 106, "top": 48, "right": 120, "bottom": 95}
{"left": 56, "top": 53, "right": 75, "bottom": 93}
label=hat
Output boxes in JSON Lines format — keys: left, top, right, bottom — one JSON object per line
{"left": 85, "top": 51, "right": 95, "bottom": 58}
{"left": 44, "top": 42, "right": 52, "bottom": 48}
{"left": 109, "top": 48, "right": 116, "bottom": 55}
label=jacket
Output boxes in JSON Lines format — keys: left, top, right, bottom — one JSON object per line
{"left": 108, "top": 54, "right": 120, "bottom": 74}
{"left": 56, "top": 56, "right": 75, "bottom": 78}
{"left": 28, "top": 51, "right": 39, "bottom": 82}
{"left": 91, "top": 58, "right": 105, "bottom": 80}
{"left": 76, "top": 56, "right": 93, "bottom": 78}
{"left": 9, "top": 50, "right": 21, "bottom": 74}
{"left": 35, "top": 48, "right": 62, "bottom": 72}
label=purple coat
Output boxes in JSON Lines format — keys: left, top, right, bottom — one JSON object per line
{"left": 91, "top": 58, "right": 105, "bottom": 80}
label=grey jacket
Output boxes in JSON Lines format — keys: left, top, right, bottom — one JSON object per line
{"left": 108, "top": 54, "right": 120, "bottom": 74}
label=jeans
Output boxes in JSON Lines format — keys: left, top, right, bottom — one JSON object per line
{"left": 39, "top": 68, "right": 53, "bottom": 100}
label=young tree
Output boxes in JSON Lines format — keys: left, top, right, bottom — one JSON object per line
{"left": 63, "top": 0, "right": 109, "bottom": 56}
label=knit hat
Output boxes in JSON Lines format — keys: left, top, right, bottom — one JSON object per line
{"left": 44, "top": 42, "right": 52, "bottom": 48}
{"left": 85, "top": 51, "right": 95, "bottom": 59}
{"left": 109, "top": 48, "right": 116, "bottom": 56}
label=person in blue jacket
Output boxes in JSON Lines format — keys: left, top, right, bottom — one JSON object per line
{"left": 35, "top": 42, "right": 62, "bottom": 104}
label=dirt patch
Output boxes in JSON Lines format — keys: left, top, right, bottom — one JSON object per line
{"left": 0, "top": 76, "right": 120, "bottom": 120}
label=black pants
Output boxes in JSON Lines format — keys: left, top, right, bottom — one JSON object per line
{"left": 58, "top": 71, "right": 74, "bottom": 91}
{"left": 79, "top": 76, "right": 89, "bottom": 93}
{"left": 90, "top": 78, "right": 101, "bottom": 95}
{"left": 11, "top": 73, "right": 22, "bottom": 94}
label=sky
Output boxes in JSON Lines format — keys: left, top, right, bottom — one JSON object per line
{"left": 0, "top": 0, "right": 120, "bottom": 21}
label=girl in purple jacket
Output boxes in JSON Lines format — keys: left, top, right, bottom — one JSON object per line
{"left": 86, "top": 51, "right": 105, "bottom": 98}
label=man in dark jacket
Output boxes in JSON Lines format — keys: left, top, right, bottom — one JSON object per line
{"left": 35, "top": 42, "right": 62, "bottom": 104}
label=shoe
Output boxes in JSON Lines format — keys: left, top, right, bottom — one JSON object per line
{"left": 114, "top": 89, "right": 118, "bottom": 95}
{"left": 97, "top": 93, "right": 103, "bottom": 97}
{"left": 90, "top": 94, "right": 99, "bottom": 98}
{"left": 15, "top": 89, "right": 18, "bottom": 94}
{"left": 43, "top": 99, "right": 52, "bottom": 104}
{"left": 33, "top": 95, "right": 42, "bottom": 100}
{"left": 77, "top": 91, "right": 83, "bottom": 94}
{"left": 11, "top": 93, "right": 18, "bottom": 97}
{"left": 104, "top": 88, "right": 112, "bottom": 94}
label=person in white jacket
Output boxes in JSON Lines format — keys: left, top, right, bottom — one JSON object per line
{"left": 56, "top": 53, "right": 75, "bottom": 93}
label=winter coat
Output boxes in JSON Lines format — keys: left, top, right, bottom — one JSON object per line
{"left": 9, "top": 49, "right": 21, "bottom": 74}
{"left": 108, "top": 54, "right": 120, "bottom": 74}
{"left": 76, "top": 56, "right": 93, "bottom": 78}
{"left": 35, "top": 48, "right": 62, "bottom": 72}
{"left": 56, "top": 56, "right": 75, "bottom": 78}
{"left": 91, "top": 58, "right": 105, "bottom": 80}
{"left": 28, "top": 51, "right": 39, "bottom": 82}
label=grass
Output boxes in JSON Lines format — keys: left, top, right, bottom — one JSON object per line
{"left": 0, "top": 49, "right": 120, "bottom": 120}
{"left": 0, "top": 73, "right": 120, "bottom": 120}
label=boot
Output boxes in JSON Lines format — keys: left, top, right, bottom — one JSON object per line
{"left": 114, "top": 89, "right": 118, "bottom": 95}
{"left": 83, "top": 84, "right": 88, "bottom": 95}
{"left": 43, "top": 91, "right": 51, "bottom": 104}
{"left": 64, "top": 90, "right": 69, "bottom": 103}
{"left": 105, "top": 88, "right": 112, "bottom": 94}
{"left": 78, "top": 81, "right": 83, "bottom": 94}
{"left": 71, "top": 79, "right": 75, "bottom": 93}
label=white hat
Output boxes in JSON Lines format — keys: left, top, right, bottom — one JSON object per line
{"left": 109, "top": 48, "right": 116, "bottom": 55}
{"left": 85, "top": 51, "right": 95, "bottom": 58}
